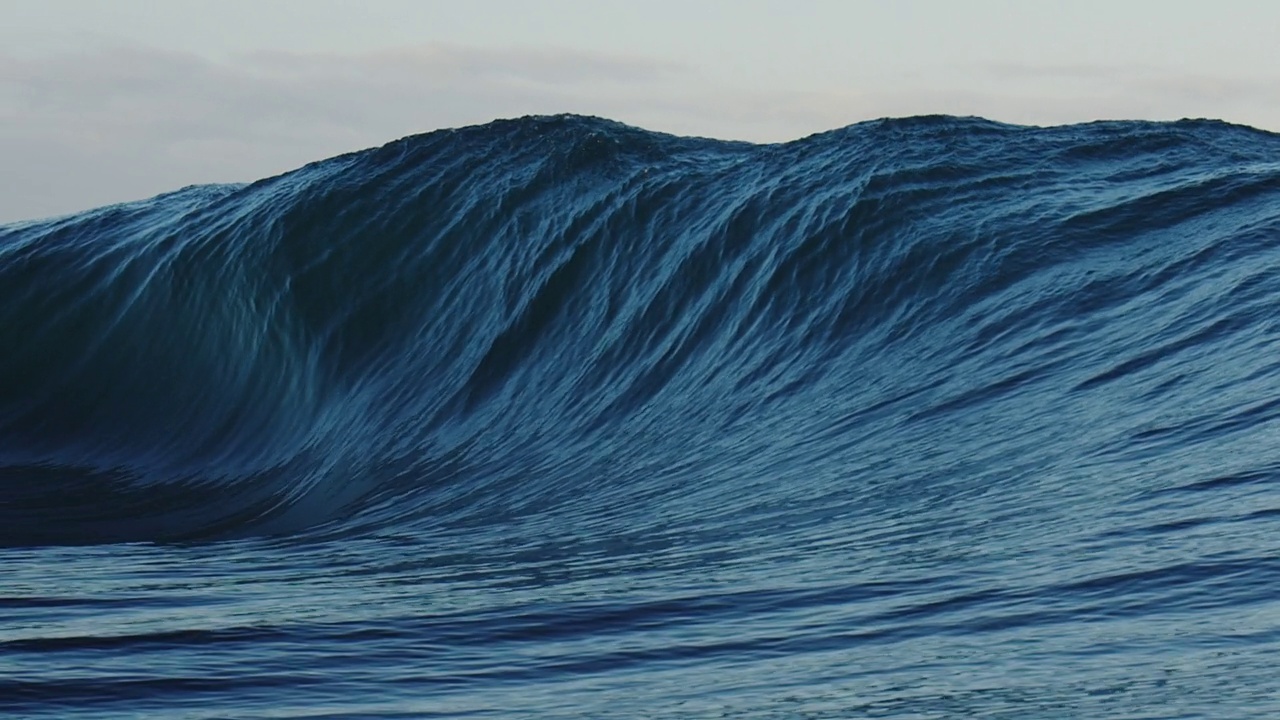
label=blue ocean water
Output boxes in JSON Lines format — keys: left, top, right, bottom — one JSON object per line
{"left": 3, "top": 114, "right": 1280, "bottom": 718}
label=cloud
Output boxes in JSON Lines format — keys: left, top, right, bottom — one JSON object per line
{"left": 2, "top": 44, "right": 1278, "bottom": 224}
{"left": 980, "top": 62, "right": 1280, "bottom": 123}
{"left": 0, "top": 44, "right": 703, "bottom": 222}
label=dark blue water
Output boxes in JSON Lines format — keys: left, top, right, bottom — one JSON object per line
{"left": 4, "top": 114, "right": 1280, "bottom": 718}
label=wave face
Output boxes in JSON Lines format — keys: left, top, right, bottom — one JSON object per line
{"left": 5, "top": 115, "right": 1280, "bottom": 717}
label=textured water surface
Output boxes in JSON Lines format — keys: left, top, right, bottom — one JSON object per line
{"left": 3, "top": 115, "right": 1280, "bottom": 718}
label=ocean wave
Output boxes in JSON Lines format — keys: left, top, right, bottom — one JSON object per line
{"left": 3, "top": 114, "right": 1280, "bottom": 547}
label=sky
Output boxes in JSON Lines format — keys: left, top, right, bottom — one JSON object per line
{"left": 2, "top": 0, "right": 1278, "bottom": 223}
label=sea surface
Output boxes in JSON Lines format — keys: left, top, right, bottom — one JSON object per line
{"left": 4, "top": 114, "right": 1280, "bottom": 718}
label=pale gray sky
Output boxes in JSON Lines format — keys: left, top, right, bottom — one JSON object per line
{"left": 2, "top": 0, "right": 1278, "bottom": 223}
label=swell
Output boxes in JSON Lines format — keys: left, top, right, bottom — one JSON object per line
{"left": 2, "top": 114, "right": 1279, "bottom": 545}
